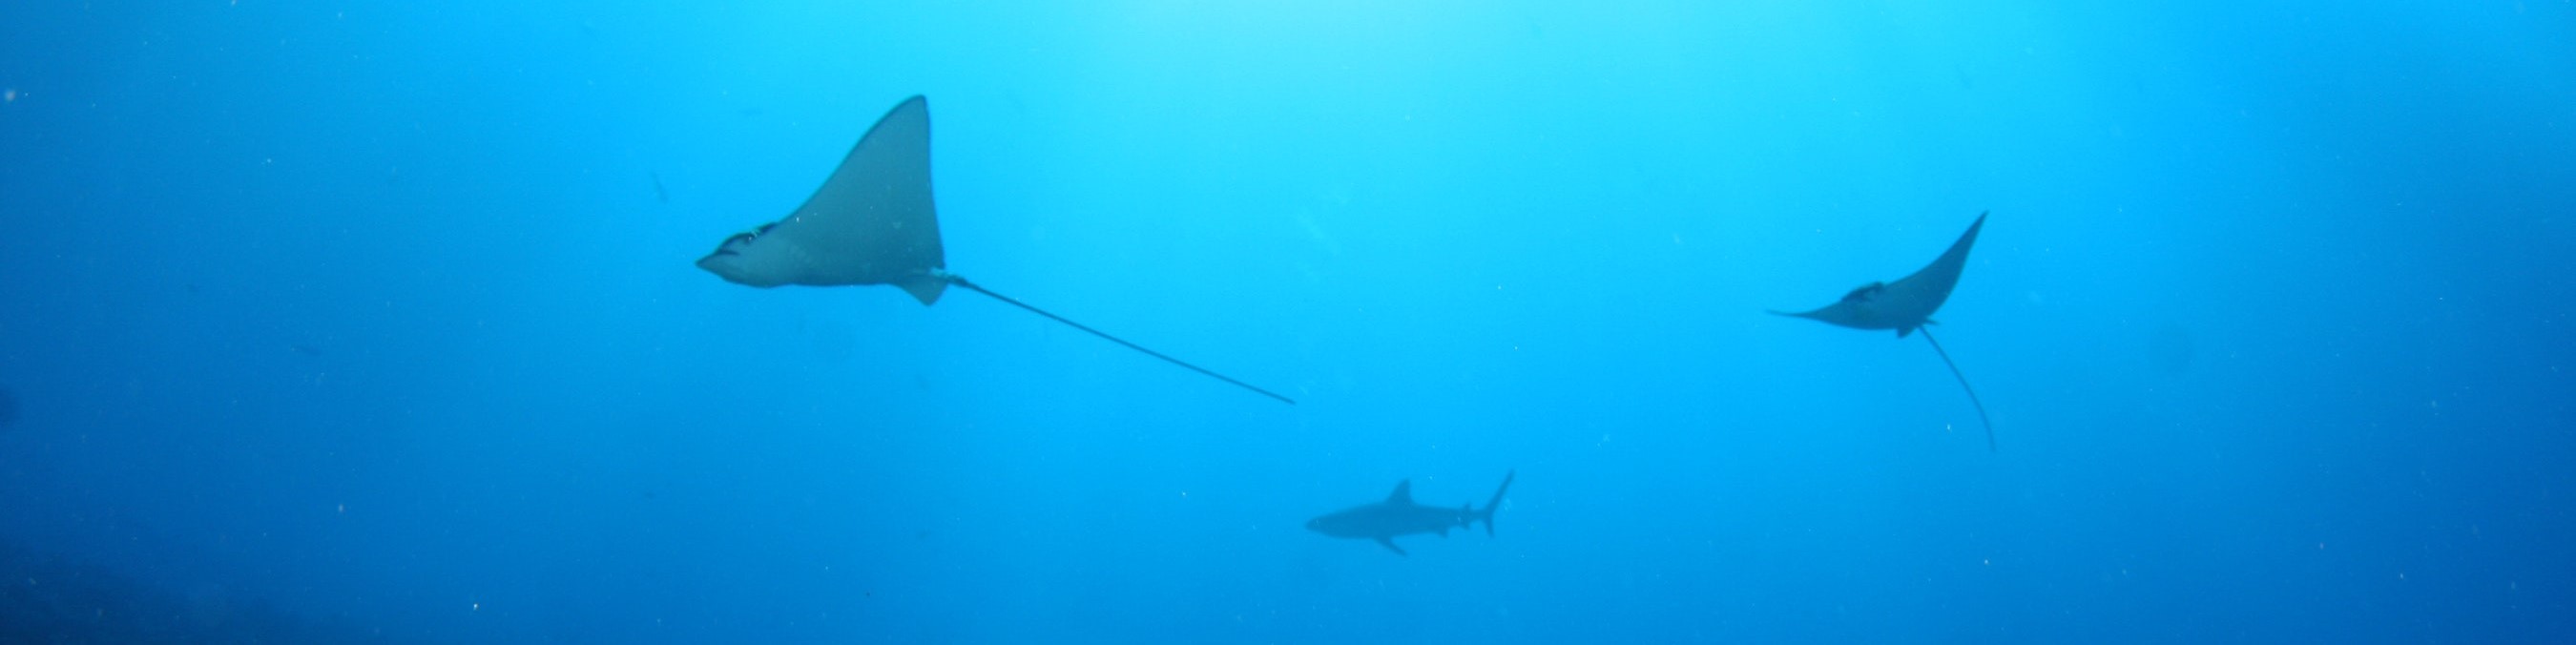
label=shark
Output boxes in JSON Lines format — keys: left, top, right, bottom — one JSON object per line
{"left": 1305, "top": 471, "right": 1514, "bottom": 556}
{"left": 1773, "top": 212, "right": 1995, "bottom": 450}
{"left": 696, "top": 95, "right": 1294, "bottom": 404}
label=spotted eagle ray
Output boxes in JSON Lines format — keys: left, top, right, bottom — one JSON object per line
{"left": 1305, "top": 471, "right": 1513, "bottom": 556}
{"left": 696, "top": 95, "right": 1294, "bottom": 404}
{"left": 1773, "top": 212, "right": 1994, "bottom": 450}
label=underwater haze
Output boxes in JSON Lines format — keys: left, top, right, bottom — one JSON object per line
{"left": 4, "top": 1, "right": 2573, "bottom": 643}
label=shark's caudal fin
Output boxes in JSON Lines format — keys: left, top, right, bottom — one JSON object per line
{"left": 1477, "top": 470, "right": 1516, "bottom": 537}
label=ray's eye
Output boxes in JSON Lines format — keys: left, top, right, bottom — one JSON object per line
{"left": 1840, "top": 281, "right": 1885, "bottom": 303}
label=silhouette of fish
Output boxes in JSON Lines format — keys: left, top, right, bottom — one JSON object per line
{"left": 696, "top": 96, "right": 1293, "bottom": 404}
{"left": 1774, "top": 213, "right": 1996, "bottom": 450}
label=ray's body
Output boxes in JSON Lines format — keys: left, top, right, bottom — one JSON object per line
{"left": 1775, "top": 213, "right": 1996, "bottom": 450}
{"left": 697, "top": 96, "right": 1293, "bottom": 404}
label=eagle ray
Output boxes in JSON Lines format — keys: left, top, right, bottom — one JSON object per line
{"left": 1773, "top": 213, "right": 1995, "bottom": 450}
{"left": 696, "top": 95, "right": 1293, "bottom": 405}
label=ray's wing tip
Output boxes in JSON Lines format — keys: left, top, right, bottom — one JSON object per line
{"left": 879, "top": 95, "right": 929, "bottom": 126}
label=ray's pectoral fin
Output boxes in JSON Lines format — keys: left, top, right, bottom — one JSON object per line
{"left": 697, "top": 95, "right": 944, "bottom": 290}
{"left": 1376, "top": 536, "right": 1408, "bottom": 556}
{"left": 1774, "top": 213, "right": 1987, "bottom": 334}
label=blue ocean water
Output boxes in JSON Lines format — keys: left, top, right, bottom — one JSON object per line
{"left": 3, "top": 1, "right": 2572, "bottom": 643}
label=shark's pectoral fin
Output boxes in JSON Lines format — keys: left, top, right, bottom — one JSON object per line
{"left": 894, "top": 273, "right": 950, "bottom": 305}
{"left": 1899, "top": 325, "right": 1915, "bottom": 339}
{"left": 1375, "top": 537, "right": 1407, "bottom": 556}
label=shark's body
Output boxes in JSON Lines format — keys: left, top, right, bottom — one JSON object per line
{"left": 1306, "top": 471, "right": 1513, "bottom": 556}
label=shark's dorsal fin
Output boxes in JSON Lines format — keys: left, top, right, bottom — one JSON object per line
{"left": 1386, "top": 480, "right": 1412, "bottom": 504}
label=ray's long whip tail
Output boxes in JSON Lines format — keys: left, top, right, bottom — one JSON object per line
{"left": 1919, "top": 327, "right": 1995, "bottom": 451}
{"left": 945, "top": 275, "right": 1298, "bottom": 405}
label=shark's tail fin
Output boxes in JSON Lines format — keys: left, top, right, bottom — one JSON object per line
{"left": 1477, "top": 470, "right": 1515, "bottom": 537}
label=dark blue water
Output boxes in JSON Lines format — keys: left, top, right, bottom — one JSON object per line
{"left": 4, "top": 2, "right": 2571, "bottom": 643}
